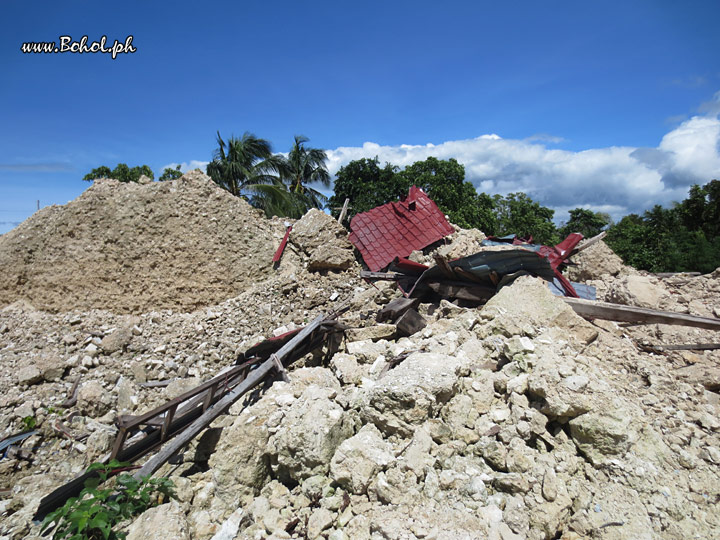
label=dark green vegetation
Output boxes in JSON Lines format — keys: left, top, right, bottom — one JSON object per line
{"left": 83, "top": 164, "right": 154, "bottom": 183}
{"left": 41, "top": 460, "right": 175, "bottom": 540}
{"left": 206, "top": 132, "right": 330, "bottom": 218}
{"left": 606, "top": 180, "right": 720, "bottom": 273}
{"left": 158, "top": 165, "right": 183, "bottom": 181}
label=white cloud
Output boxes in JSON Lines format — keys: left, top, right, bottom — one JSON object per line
{"left": 159, "top": 160, "right": 209, "bottom": 174}
{"left": 325, "top": 104, "right": 720, "bottom": 224}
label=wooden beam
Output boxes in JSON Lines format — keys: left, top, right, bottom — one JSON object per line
{"left": 562, "top": 297, "right": 720, "bottom": 331}
{"left": 337, "top": 198, "right": 350, "bottom": 224}
{"left": 571, "top": 231, "right": 607, "bottom": 255}
{"left": 360, "top": 271, "right": 402, "bottom": 281}
{"left": 653, "top": 272, "right": 701, "bottom": 278}
{"left": 649, "top": 343, "right": 720, "bottom": 352}
{"left": 133, "top": 313, "right": 328, "bottom": 480}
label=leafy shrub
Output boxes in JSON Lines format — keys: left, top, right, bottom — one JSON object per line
{"left": 41, "top": 460, "right": 175, "bottom": 540}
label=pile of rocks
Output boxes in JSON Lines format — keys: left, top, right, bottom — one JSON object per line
{"left": 0, "top": 171, "right": 357, "bottom": 314}
{"left": 0, "top": 178, "right": 718, "bottom": 540}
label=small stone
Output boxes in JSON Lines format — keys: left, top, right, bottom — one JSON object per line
{"left": 493, "top": 472, "right": 530, "bottom": 494}
{"left": 17, "top": 365, "right": 42, "bottom": 386}
{"left": 307, "top": 507, "right": 334, "bottom": 538}
{"left": 562, "top": 375, "right": 589, "bottom": 392}
{"left": 542, "top": 468, "right": 558, "bottom": 501}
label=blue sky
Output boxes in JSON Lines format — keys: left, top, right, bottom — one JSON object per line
{"left": 2, "top": 1, "right": 720, "bottom": 234}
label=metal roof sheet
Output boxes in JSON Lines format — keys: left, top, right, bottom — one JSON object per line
{"left": 349, "top": 186, "right": 454, "bottom": 271}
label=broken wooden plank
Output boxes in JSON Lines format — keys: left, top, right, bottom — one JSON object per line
{"left": 376, "top": 297, "right": 420, "bottom": 323}
{"left": 653, "top": 272, "right": 701, "bottom": 278}
{"left": 133, "top": 313, "right": 329, "bottom": 480}
{"left": 570, "top": 231, "right": 607, "bottom": 255}
{"left": 649, "top": 343, "right": 720, "bottom": 352}
{"left": 139, "top": 379, "right": 174, "bottom": 388}
{"left": 562, "top": 297, "right": 720, "bottom": 331}
{"left": 337, "top": 198, "right": 350, "bottom": 224}
{"left": 360, "top": 271, "right": 402, "bottom": 281}
{"left": 395, "top": 309, "right": 427, "bottom": 337}
{"left": 433, "top": 255, "right": 456, "bottom": 280}
{"left": 61, "top": 377, "right": 81, "bottom": 408}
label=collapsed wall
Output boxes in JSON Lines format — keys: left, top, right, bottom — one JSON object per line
{"left": 0, "top": 171, "right": 287, "bottom": 313}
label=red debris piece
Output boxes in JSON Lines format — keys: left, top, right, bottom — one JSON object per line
{"left": 349, "top": 186, "right": 454, "bottom": 271}
{"left": 272, "top": 225, "right": 292, "bottom": 264}
{"left": 537, "top": 233, "right": 583, "bottom": 270}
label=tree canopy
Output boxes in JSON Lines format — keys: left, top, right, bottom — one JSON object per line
{"left": 206, "top": 132, "right": 331, "bottom": 218}
{"left": 280, "top": 135, "right": 332, "bottom": 215}
{"left": 328, "top": 157, "right": 403, "bottom": 220}
{"left": 159, "top": 165, "right": 183, "bottom": 181}
{"left": 559, "top": 208, "right": 610, "bottom": 239}
{"left": 83, "top": 164, "right": 154, "bottom": 183}
{"left": 605, "top": 180, "right": 720, "bottom": 273}
{"left": 491, "top": 192, "right": 558, "bottom": 245}
{"left": 330, "top": 156, "right": 495, "bottom": 232}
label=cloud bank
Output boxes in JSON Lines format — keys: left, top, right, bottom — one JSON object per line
{"left": 325, "top": 93, "right": 720, "bottom": 224}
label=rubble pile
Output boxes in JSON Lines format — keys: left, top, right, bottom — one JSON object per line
{"left": 0, "top": 171, "right": 335, "bottom": 313}
{"left": 0, "top": 179, "right": 719, "bottom": 540}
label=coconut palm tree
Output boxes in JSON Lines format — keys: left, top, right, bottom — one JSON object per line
{"left": 206, "top": 131, "right": 299, "bottom": 217}
{"left": 281, "top": 135, "right": 331, "bottom": 212}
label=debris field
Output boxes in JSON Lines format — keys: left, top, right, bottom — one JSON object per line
{"left": 0, "top": 172, "right": 719, "bottom": 540}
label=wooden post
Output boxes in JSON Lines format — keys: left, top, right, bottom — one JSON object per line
{"left": 338, "top": 198, "right": 350, "bottom": 224}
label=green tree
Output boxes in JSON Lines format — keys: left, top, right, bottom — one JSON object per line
{"left": 328, "top": 157, "right": 403, "bottom": 220}
{"left": 280, "top": 135, "right": 331, "bottom": 213}
{"left": 559, "top": 208, "right": 610, "bottom": 239}
{"left": 606, "top": 200, "right": 720, "bottom": 273}
{"left": 492, "top": 192, "right": 559, "bottom": 245}
{"left": 159, "top": 164, "right": 183, "bottom": 181}
{"left": 395, "top": 157, "right": 496, "bottom": 232}
{"left": 83, "top": 164, "right": 154, "bottom": 183}
{"left": 206, "top": 131, "right": 297, "bottom": 217}
{"left": 82, "top": 165, "right": 112, "bottom": 180}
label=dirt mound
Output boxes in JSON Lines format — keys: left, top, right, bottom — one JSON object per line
{"left": 0, "top": 171, "right": 286, "bottom": 313}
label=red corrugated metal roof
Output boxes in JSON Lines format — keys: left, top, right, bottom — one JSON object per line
{"left": 349, "top": 186, "right": 454, "bottom": 271}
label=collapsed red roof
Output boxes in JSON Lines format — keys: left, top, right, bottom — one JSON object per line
{"left": 349, "top": 186, "right": 455, "bottom": 271}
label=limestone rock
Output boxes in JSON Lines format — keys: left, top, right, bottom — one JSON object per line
{"left": 126, "top": 500, "right": 190, "bottom": 540}
{"left": 209, "top": 388, "right": 288, "bottom": 505}
{"left": 77, "top": 380, "right": 112, "bottom": 416}
{"left": 481, "top": 276, "right": 598, "bottom": 343}
{"left": 361, "top": 352, "right": 469, "bottom": 437}
{"left": 346, "top": 324, "right": 396, "bottom": 342}
{"left": 101, "top": 325, "right": 133, "bottom": 353}
{"left": 17, "top": 365, "right": 41, "bottom": 386}
{"left": 308, "top": 246, "right": 355, "bottom": 272}
{"left": 330, "top": 353, "right": 365, "bottom": 385}
{"left": 607, "top": 274, "right": 667, "bottom": 309}
{"left": 330, "top": 423, "right": 394, "bottom": 494}
{"left": 569, "top": 406, "right": 638, "bottom": 465}
{"left": 292, "top": 209, "right": 352, "bottom": 254}
{"left": 268, "top": 385, "right": 355, "bottom": 482}
{"left": 565, "top": 240, "right": 632, "bottom": 281}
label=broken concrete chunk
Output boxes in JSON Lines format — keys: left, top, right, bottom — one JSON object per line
{"left": 330, "top": 423, "right": 394, "bottom": 494}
